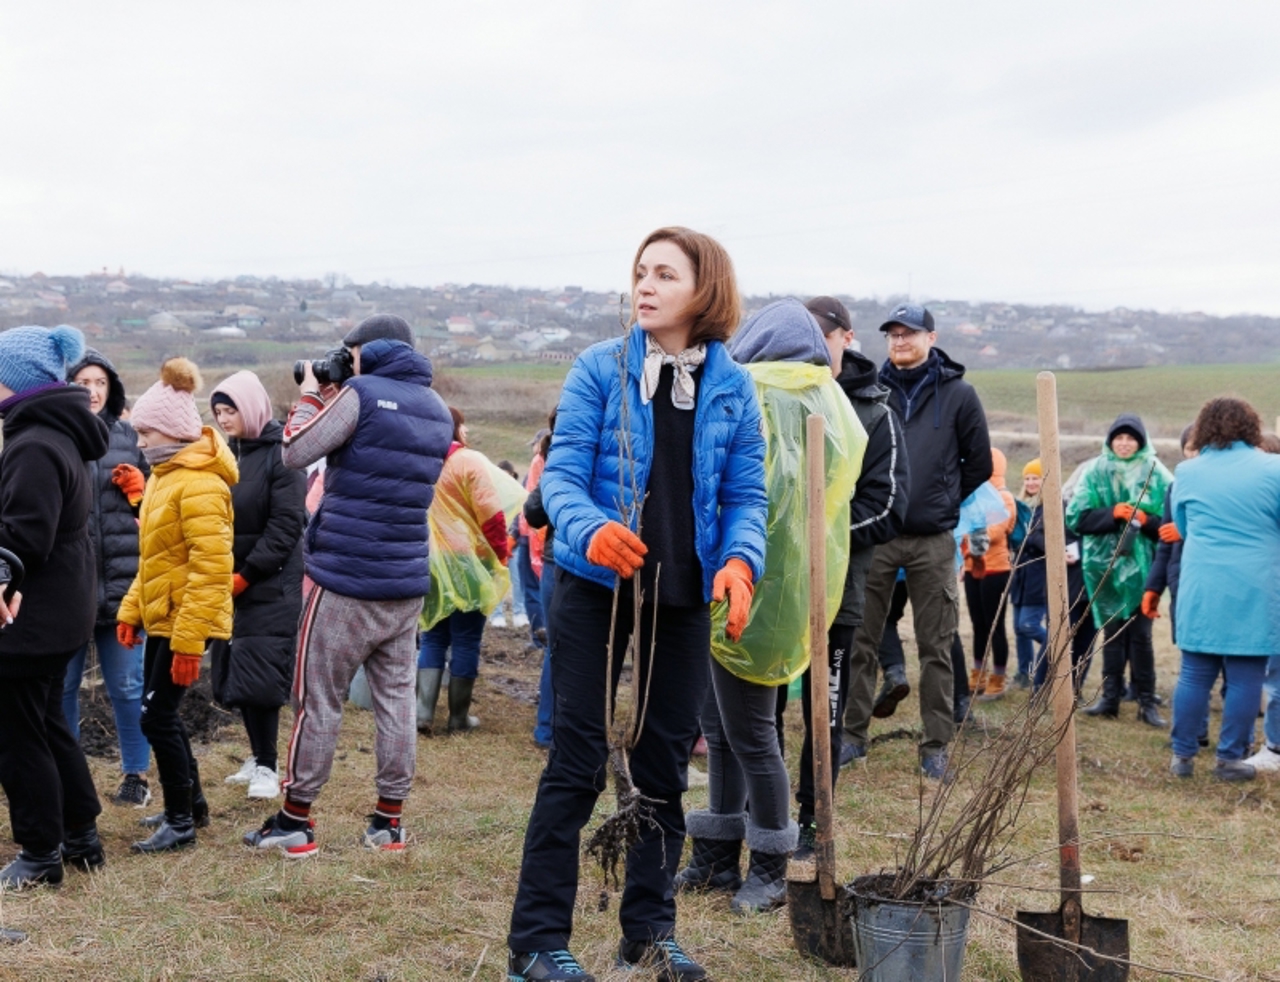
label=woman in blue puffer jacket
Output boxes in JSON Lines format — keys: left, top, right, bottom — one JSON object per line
{"left": 506, "top": 227, "right": 767, "bottom": 982}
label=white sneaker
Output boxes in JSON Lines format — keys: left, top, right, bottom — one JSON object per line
{"left": 489, "top": 613, "right": 507, "bottom": 628}
{"left": 225, "top": 757, "right": 257, "bottom": 784}
{"left": 247, "top": 766, "right": 280, "bottom": 800}
{"left": 512, "top": 613, "right": 530, "bottom": 629}
{"left": 1243, "top": 745, "right": 1280, "bottom": 773}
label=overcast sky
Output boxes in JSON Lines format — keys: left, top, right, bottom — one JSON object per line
{"left": 3, "top": 2, "right": 1279, "bottom": 314}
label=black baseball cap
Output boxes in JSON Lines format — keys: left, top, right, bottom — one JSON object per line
{"left": 806, "top": 296, "right": 853, "bottom": 336}
{"left": 878, "top": 304, "right": 935, "bottom": 333}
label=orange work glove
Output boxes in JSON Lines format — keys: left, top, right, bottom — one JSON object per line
{"left": 712, "top": 558, "right": 755, "bottom": 642}
{"left": 232, "top": 573, "right": 250, "bottom": 597}
{"left": 1140, "top": 590, "right": 1161, "bottom": 619}
{"left": 116, "top": 622, "right": 140, "bottom": 648}
{"left": 969, "top": 554, "right": 987, "bottom": 580}
{"left": 1158, "top": 522, "right": 1182, "bottom": 544}
{"left": 170, "top": 650, "right": 202, "bottom": 687}
{"left": 585, "top": 521, "right": 648, "bottom": 579}
{"left": 1113, "top": 503, "right": 1135, "bottom": 522}
{"left": 111, "top": 463, "right": 146, "bottom": 506}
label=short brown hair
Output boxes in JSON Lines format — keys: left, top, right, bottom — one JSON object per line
{"left": 1189, "top": 397, "right": 1262, "bottom": 451}
{"left": 631, "top": 227, "right": 741, "bottom": 345}
{"left": 448, "top": 405, "right": 465, "bottom": 444}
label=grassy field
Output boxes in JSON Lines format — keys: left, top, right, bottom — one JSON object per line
{"left": 3, "top": 615, "right": 1279, "bottom": 981}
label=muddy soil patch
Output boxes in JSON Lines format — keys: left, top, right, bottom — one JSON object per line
{"left": 76, "top": 674, "right": 236, "bottom": 759}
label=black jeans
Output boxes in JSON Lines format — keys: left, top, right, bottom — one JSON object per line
{"left": 0, "top": 655, "right": 101, "bottom": 854}
{"left": 791, "top": 624, "right": 854, "bottom": 827}
{"left": 704, "top": 660, "right": 790, "bottom": 833}
{"left": 242, "top": 705, "right": 279, "bottom": 772}
{"left": 964, "top": 570, "right": 1011, "bottom": 672}
{"left": 139, "top": 636, "right": 199, "bottom": 797}
{"left": 1100, "top": 613, "right": 1155, "bottom": 696}
{"left": 508, "top": 570, "right": 710, "bottom": 953}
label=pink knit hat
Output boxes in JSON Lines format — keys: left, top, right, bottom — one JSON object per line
{"left": 130, "top": 357, "right": 204, "bottom": 442}
{"left": 210, "top": 370, "right": 273, "bottom": 440}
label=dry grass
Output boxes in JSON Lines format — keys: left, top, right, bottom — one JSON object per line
{"left": 3, "top": 612, "right": 1279, "bottom": 981}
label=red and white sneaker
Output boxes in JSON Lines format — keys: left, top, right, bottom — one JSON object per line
{"left": 243, "top": 814, "right": 317, "bottom": 858}
{"left": 363, "top": 817, "right": 406, "bottom": 851}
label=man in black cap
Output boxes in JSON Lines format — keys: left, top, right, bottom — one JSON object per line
{"left": 842, "top": 304, "right": 991, "bottom": 780}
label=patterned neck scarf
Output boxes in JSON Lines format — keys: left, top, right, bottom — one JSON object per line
{"left": 640, "top": 333, "right": 706, "bottom": 410}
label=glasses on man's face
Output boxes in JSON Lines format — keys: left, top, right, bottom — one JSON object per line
{"left": 886, "top": 330, "right": 919, "bottom": 344}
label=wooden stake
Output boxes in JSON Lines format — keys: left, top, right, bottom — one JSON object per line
{"left": 806, "top": 413, "right": 836, "bottom": 902}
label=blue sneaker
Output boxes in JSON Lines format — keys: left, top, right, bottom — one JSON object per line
{"left": 617, "top": 937, "right": 706, "bottom": 980}
{"left": 508, "top": 949, "right": 594, "bottom": 981}
{"left": 838, "top": 741, "right": 867, "bottom": 769}
{"left": 921, "top": 750, "right": 953, "bottom": 783}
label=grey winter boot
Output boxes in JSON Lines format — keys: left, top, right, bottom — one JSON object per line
{"left": 674, "top": 810, "right": 745, "bottom": 894}
{"left": 416, "top": 668, "right": 444, "bottom": 734}
{"left": 730, "top": 822, "right": 798, "bottom": 915}
{"left": 446, "top": 676, "right": 480, "bottom": 733}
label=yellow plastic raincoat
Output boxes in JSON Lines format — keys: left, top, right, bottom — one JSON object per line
{"left": 422, "top": 447, "right": 527, "bottom": 630}
{"left": 710, "top": 363, "right": 867, "bottom": 685}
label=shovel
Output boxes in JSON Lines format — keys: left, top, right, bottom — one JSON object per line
{"left": 1016, "top": 372, "right": 1130, "bottom": 981}
{"left": 788, "top": 413, "right": 856, "bottom": 967}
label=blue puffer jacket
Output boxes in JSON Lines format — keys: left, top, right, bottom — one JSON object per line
{"left": 543, "top": 327, "right": 768, "bottom": 599}
{"left": 306, "top": 339, "right": 453, "bottom": 601}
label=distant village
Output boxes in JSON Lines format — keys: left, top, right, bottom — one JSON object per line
{"left": 1, "top": 268, "right": 1276, "bottom": 370}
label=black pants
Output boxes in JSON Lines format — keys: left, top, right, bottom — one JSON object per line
{"left": 0, "top": 656, "right": 101, "bottom": 854}
{"left": 1100, "top": 613, "right": 1155, "bottom": 696}
{"left": 242, "top": 705, "right": 279, "bottom": 772}
{"left": 508, "top": 570, "right": 710, "bottom": 952}
{"left": 790, "top": 624, "right": 854, "bottom": 826}
{"left": 139, "top": 636, "right": 199, "bottom": 798}
{"left": 1033, "top": 577, "right": 1100, "bottom": 691}
{"left": 963, "top": 570, "right": 1011, "bottom": 672}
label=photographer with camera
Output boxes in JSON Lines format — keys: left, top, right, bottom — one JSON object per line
{"left": 244, "top": 314, "right": 453, "bottom": 855}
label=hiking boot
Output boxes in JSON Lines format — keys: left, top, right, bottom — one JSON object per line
{"left": 921, "top": 750, "right": 953, "bottom": 783}
{"left": 1083, "top": 675, "right": 1122, "bottom": 718}
{"left": 61, "top": 824, "right": 105, "bottom": 872}
{"left": 977, "top": 673, "right": 1007, "bottom": 701}
{"left": 838, "top": 741, "right": 866, "bottom": 769}
{"left": 416, "top": 667, "right": 443, "bottom": 735}
{"left": 968, "top": 667, "right": 988, "bottom": 696}
{"left": 247, "top": 766, "right": 280, "bottom": 800}
{"left": 1137, "top": 701, "right": 1167, "bottom": 728}
{"left": 1213, "top": 759, "right": 1256, "bottom": 783}
{"left": 243, "top": 813, "right": 318, "bottom": 857}
{"left": 1243, "top": 745, "right": 1280, "bottom": 772}
{"left": 447, "top": 675, "right": 480, "bottom": 733}
{"left": 0, "top": 850, "right": 62, "bottom": 891}
{"left": 363, "top": 816, "right": 406, "bottom": 851}
{"left": 617, "top": 937, "right": 706, "bottom": 981}
{"left": 872, "top": 664, "right": 911, "bottom": 719}
{"left": 111, "top": 773, "right": 151, "bottom": 807}
{"left": 1170, "top": 756, "right": 1194, "bottom": 779}
{"left": 508, "top": 949, "right": 595, "bottom": 981}
{"left": 792, "top": 822, "right": 817, "bottom": 863}
{"left": 224, "top": 757, "right": 256, "bottom": 784}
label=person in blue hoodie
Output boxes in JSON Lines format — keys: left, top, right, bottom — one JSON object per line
{"left": 507, "top": 228, "right": 767, "bottom": 982}
{"left": 242, "top": 315, "right": 453, "bottom": 856}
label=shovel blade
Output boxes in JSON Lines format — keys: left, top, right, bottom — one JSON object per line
{"left": 1015, "top": 908, "right": 1130, "bottom": 981}
{"left": 787, "top": 879, "right": 856, "bottom": 967}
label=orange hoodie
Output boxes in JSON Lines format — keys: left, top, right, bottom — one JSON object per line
{"left": 963, "top": 447, "right": 1018, "bottom": 575}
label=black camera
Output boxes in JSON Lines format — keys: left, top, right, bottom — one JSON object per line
{"left": 293, "top": 346, "right": 355, "bottom": 387}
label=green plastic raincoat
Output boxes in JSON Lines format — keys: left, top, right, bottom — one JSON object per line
{"left": 710, "top": 362, "right": 867, "bottom": 685}
{"left": 422, "top": 448, "right": 527, "bottom": 630}
{"left": 1065, "top": 443, "right": 1172, "bottom": 628}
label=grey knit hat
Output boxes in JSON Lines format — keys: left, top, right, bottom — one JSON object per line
{"left": 343, "top": 314, "right": 413, "bottom": 347}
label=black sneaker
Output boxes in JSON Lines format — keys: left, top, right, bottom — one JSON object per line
{"left": 507, "top": 949, "right": 595, "bottom": 981}
{"left": 112, "top": 774, "right": 151, "bottom": 808}
{"left": 792, "top": 822, "right": 817, "bottom": 863}
{"left": 617, "top": 938, "right": 706, "bottom": 981}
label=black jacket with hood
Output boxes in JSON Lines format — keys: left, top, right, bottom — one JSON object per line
{"left": 879, "top": 346, "right": 992, "bottom": 536}
{"left": 0, "top": 384, "right": 110, "bottom": 668}
{"left": 67, "top": 349, "right": 150, "bottom": 626}
{"left": 211, "top": 419, "right": 306, "bottom": 708}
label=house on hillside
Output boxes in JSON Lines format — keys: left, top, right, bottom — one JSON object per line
{"left": 446, "top": 315, "right": 476, "bottom": 335}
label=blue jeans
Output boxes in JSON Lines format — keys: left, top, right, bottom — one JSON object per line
{"left": 1013, "top": 604, "right": 1047, "bottom": 678}
{"left": 515, "top": 537, "right": 545, "bottom": 641}
{"left": 63, "top": 624, "right": 151, "bottom": 775}
{"left": 1262, "top": 655, "right": 1280, "bottom": 752}
{"left": 533, "top": 557, "right": 557, "bottom": 745}
{"left": 507, "top": 550, "right": 527, "bottom": 617}
{"left": 418, "top": 610, "right": 487, "bottom": 679}
{"left": 1171, "top": 651, "right": 1267, "bottom": 761}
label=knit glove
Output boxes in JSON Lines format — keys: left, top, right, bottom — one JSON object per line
{"left": 111, "top": 463, "right": 146, "bottom": 507}
{"left": 1158, "top": 522, "right": 1182, "bottom": 544}
{"left": 1140, "top": 590, "right": 1161, "bottom": 619}
{"left": 1113, "top": 503, "right": 1136, "bottom": 522}
{"left": 712, "top": 558, "right": 754, "bottom": 642}
{"left": 585, "top": 521, "right": 647, "bottom": 579}
{"left": 170, "top": 650, "right": 202, "bottom": 687}
{"left": 232, "top": 573, "right": 250, "bottom": 597}
{"left": 116, "top": 622, "right": 140, "bottom": 649}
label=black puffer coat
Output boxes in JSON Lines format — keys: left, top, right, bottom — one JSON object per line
{"left": 210, "top": 420, "right": 306, "bottom": 708}
{"left": 0, "top": 385, "right": 109, "bottom": 667}
{"left": 67, "top": 350, "right": 149, "bottom": 626}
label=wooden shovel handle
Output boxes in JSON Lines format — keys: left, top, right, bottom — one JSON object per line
{"left": 807, "top": 414, "right": 837, "bottom": 901}
{"left": 1035, "top": 373, "right": 1082, "bottom": 908}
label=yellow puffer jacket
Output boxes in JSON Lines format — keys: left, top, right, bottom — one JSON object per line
{"left": 118, "top": 427, "right": 239, "bottom": 654}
